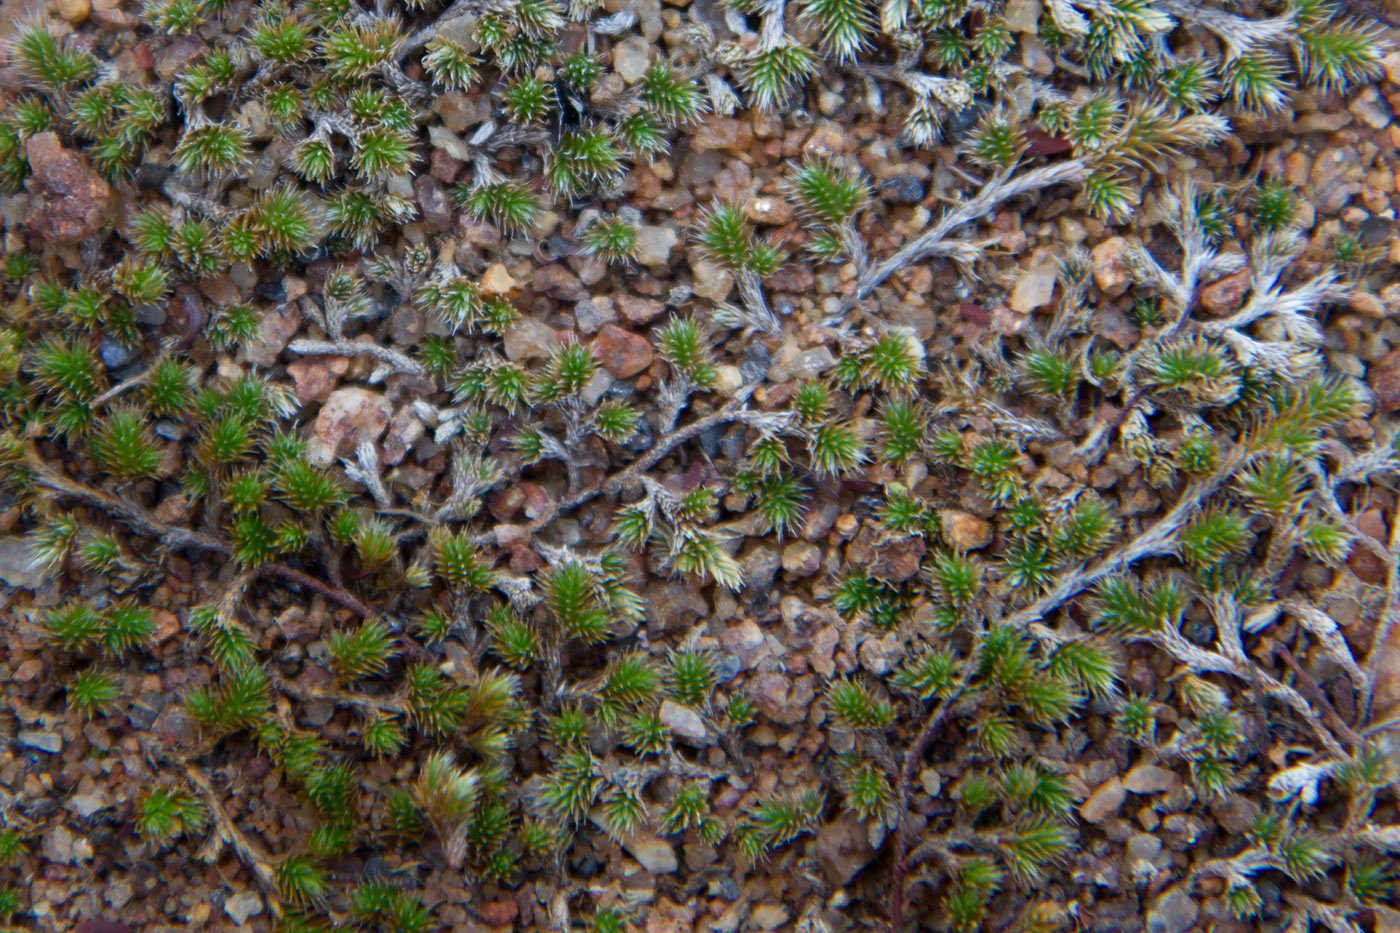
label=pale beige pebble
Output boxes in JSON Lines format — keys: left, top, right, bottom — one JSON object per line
{"left": 1059, "top": 216, "right": 1087, "bottom": 244}
{"left": 1349, "top": 86, "right": 1393, "bottom": 130}
{"left": 480, "top": 262, "right": 516, "bottom": 294}
{"left": 611, "top": 35, "right": 653, "bottom": 83}
{"left": 1009, "top": 259, "right": 1057, "bottom": 312}
{"left": 1348, "top": 292, "right": 1385, "bottom": 317}
{"left": 1090, "top": 236, "right": 1133, "bottom": 298}
{"left": 939, "top": 509, "right": 993, "bottom": 551}
{"left": 1021, "top": 34, "right": 1053, "bottom": 74}
{"left": 1080, "top": 776, "right": 1127, "bottom": 823}
{"left": 743, "top": 195, "right": 794, "bottom": 226}
{"left": 781, "top": 540, "right": 821, "bottom": 576}
{"left": 306, "top": 387, "right": 391, "bottom": 468}
{"left": 635, "top": 223, "right": 678, "bottom": 269}
{"left": 1384, "top": 50, "right": 1400, "bottom": 85}
{"left": 52, "top": 0, "right": 89, "bottom": 24}
{"left": 1003, "top": 0, "right": 1040, "bottom": 32}
{"left": 750, "top": 905, "right": 790, "bottom": 931}
{"left": 1285, "top": 150, "right": 1311, "bottom": 187}
{"left": 990, "top": 304, "right": 1028, "bottom": 336}
{"left": 1123, "top": 764, "right": 1180, "bottom": 795}
{"left": 711, "top": 364, "right": 744, "bottom": 396}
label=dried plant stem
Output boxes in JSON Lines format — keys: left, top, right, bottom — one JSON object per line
{"left": 258, "top": 562, "right": 375, "bottom": 618}
{"left": 483, "top": 386, "right": 762, "bottom": 544}
{"left": 1275, "top": 648, "right": 1364, "bottom": 748}
{"left": 888, "top": 688, "right": 966, "bottom": 933}
{"left": 181, "top": 758, "right": 281, "bottom": 912}
{"left": 286, "top": 337, "right": 423, "bottom": 376}
{"left": 274, "top": 672, "right": 409, "bottom": 715}
{"left": 1154, "top": 622, "right": 1347, "bottom": 757}
{"left": 856, "top": 160, "right": 1090, "bottom": 299}
{"left": 90, "top": 369, "right": 150, "bottom": 409}
{"left": 1004, "top": 447, "right": 1245, "bottom": 640}
{"left": 27, "top": 448, "right": 375, "bottom": 617}
{"left": 26, "top": 451, "right": 226, "bottom": 553}
{"left": 1363, "top": 503, "right": 1400, "bottom": 718}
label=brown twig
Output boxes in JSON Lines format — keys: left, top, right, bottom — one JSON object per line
{"left": 477, "top": 386, "right": 763, "bottom": 546}
{"left": 888, "top": 688, "right": 965, "bottom": 933}
{"left": 1275, "top": 648, "right": 1365, "bottom": 749}
{"left": 28, "top": 447, "right": 378, "bottom": 620}
{"left": 26, "top": 450, "right": 226, "bottom": 553}
{"left": 272, "top": 671, "right": 409, "bottom": 716}
{"left": 180, "top": 758, "right": 282, "bottom": 916}
{"left": 259, "top": 562, "right": 374, "bottom": 618}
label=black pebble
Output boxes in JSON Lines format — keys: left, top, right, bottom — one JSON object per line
{"left": 880, "top": 174, "right": 926, "bottom": 205}
{"left": 256, "top": 280, "right": 287, "bottom": 302}
{"left": 136, "top": 162, "right": 171, "bottom": 190}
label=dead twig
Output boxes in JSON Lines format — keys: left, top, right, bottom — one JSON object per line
{"left": 180, "top": 758, "right": 282, "bottom": 917}
{"left": 856, "top": 160, "right": 1091, "bottom": 300}
{"left": 28, "top": 447, "right": 377, "bottom": 620}
{"left": 476, "top": 385, "right": 764, "bottom": 545}
{"left": 258, "top": 562, "right": 374, "bottom": 618}
{"left": 1003, "top": 447, "right": 1245, "bottom": 641}
{"left": 888, "top": 687, "right": 967, "bottom": 933}
{"left": 1362, "top": 503, "right": 1400, "bottom": 719}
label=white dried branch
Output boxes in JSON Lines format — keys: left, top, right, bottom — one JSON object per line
{"left": 1286, "top": 600, "right": 1367, "bottom": 689}
{"left": 857, "top": 160, "right": 1091, "bottom": 299}
{"left": 1327, "top": 441, "right": 1400, "bottom": 486}
{"left": 1267, "top": 759, "right": 1339, "bottom": 805}
{"left": 709, "top": 298, "right": 781, "bottom": 337}
{"left": 593, "top": 8, "right": 637, "bottom": 34}
{"left": 342, "top": 440, "right": 392, "bottom": 508}
{"left": 1152, "top": 608, "right": 1347, "bottom": 758}
{"left": 705, "top": 74, "right": 740, "bottom": 116}
{"left": 1005, "top": 447, "right": 1243, "bottom": 637}
{"left": 1284, "top": 892, "right": 1365, "bottom": 933}
{"left": 286, "top": 337, "right": 423, "bottom": 378}
{"left": 1352, "top": 825, "right": 1400, "bottom": 851}
{"left": 1159, "top": 0, "right": 1296, "bottom": 53}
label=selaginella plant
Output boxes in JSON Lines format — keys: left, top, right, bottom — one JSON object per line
{"left": 0, "top": 0, "right": 1395, "bottom": 925}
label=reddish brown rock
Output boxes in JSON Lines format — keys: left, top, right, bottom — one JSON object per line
{"left": 23, "top": 132, "right": 110, "bottom": 245}
{"left": 153, "top": 33, "right": 207, "bottom": 79}
{"left": 479, "top": 899, "right": 518, "bottom": 926}
{"left": 307, "top": 387, "right": 391, "bottom": 467}
{"left": 615, "top": 293, "right": 664, "bottom": 326}
{"left": 429, "top": 147, "right": 462, "bottom": 183}
{"left": 940, "top": 509, "right": 993, "bottom": 551}
{"left": 845, "top": 523, "right": 927, "bottom": 581}
{"left": 1349, "top": 507, "right": 1388, "bottom": 584}
{"left": 243, "top": 300, "right": 302, "bottom": 367}
{"left": 592, "top": 323, "right": 653, "bottom": 378}
{"left": 414, "top": 174, "right": 452, "bottom": 233}
{"left": 691, "top": 116, "right": 754, "bottom": 153}
{"left": 767, "top": 262, "right": 815, "bottom": 293}
{"left": 1370, "top": 349, "right": 1400, "bottom": 410}
{"left": 1199, "top": 269, "right": 1252, "bottom": 315}
{"left": 532, "top": 263, "right": 587, "bottom": 301}
{"left": 288, "top": 356, "right": 350, "bottom": 403}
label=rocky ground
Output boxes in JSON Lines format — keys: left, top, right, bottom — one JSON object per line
{"left": 2, "top": 0, "right": 1400, "bottom": 930}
